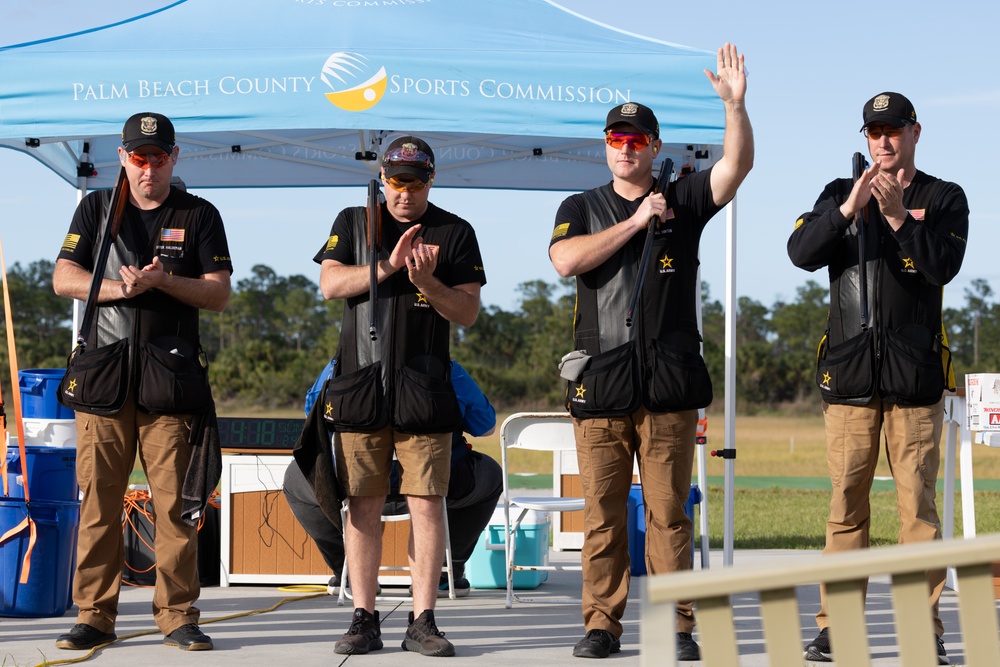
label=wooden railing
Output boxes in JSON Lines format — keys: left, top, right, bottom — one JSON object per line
{"left": 641, "top": 534, "right": 1000, "bottom": 666}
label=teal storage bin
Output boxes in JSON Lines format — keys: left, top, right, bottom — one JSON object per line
{"left": 466, "top": 505, "right": 550, "bottom": 589}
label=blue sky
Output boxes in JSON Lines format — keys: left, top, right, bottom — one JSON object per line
{"left": 1, "top": 0, "right": 997, "bottom": 315}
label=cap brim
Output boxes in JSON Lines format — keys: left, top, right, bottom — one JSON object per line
{"left": 123, "top": 139, "right": 175, "bottom": 153}
{"left": 604, "top": 121, "right": 657, "bottom": 138}
{"left": 861, "top": 115, "right": 910, "bottom": 131}
{"left": 384, "top": 165, "right": 432, "bottom": 183}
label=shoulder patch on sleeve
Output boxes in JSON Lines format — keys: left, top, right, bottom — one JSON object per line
{"left": 794, "top": 218, "right": 804, "bottom": 230}
{"left": 61, "top": 233, "right": 81, "bottom": 253}
{"left": 551, "top": 222, "right": 571, "bottom": 241}
{"left": 326, "top": 235, "right": 339, "bottom": 252}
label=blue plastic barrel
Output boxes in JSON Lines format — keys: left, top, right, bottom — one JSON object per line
{"left": 4, "top": 446, "right": 78, "bottom": 502}
{"left": 0, "top": 498, "right": 80, "bottom": 617}
{"left": 18, "top": 369, "right": 74, "bottom": 419}
{"left": 627, "top": 483, "right": 702, "bottom": 576}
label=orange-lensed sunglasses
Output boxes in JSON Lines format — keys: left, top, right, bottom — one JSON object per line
{"left": 385, "top": 175, "right": 428, "bottom": 192}
{"left": 605, "top": 131, "right": 652, "bottom": 151}
{"left": 125, "top": 151, "right": 173, "bottom": 169}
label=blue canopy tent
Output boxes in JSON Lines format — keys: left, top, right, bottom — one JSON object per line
{"left": 0, "top": 0, "right": 739, "bottom": 563}
{"left": 0, "top": 0, "right": 725, "bottom": 191}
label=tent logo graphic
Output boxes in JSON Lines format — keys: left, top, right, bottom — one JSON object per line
{"left": 321, "top": 52, "right": 387, "bottom": 112}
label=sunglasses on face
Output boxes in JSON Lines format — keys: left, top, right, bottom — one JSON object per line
{"left": 862, "top": 125, "right": 905, "bottom": 140}
{"left": 125, "top": 151, "right": 173, "bottom": 169}
{"left": 385, "top": 175, "right": 428, "bottom": 192}
{"left": 605, "top": 131, "right": 652, "bottom": 151}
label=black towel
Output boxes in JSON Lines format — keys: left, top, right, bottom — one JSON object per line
{"left": 181, "top": 400, "right": 221, "bottom": 526}
{"left": 292, "top": 395, "right": 344, "bottom": 530}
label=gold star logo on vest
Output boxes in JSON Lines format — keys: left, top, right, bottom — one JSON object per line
{"left": 325, "top": 402, "right": 333, "bottom": 417}
{"left": 575, "top": 385, "right": 586, "bottom": 398}
{"left": 413, "top": 292, "right": 431, "bottom": 309}
{"left": 68, "top": 378, "right": 78, "bottom": 392}
{"left": 901, "top": 257, "right": 917, "bottom": 273}
{"left": 822, "top": 371, "right": 831, "bottom": 386}
{"left": 659, "top": 253, "right": 675, "bottom": 272}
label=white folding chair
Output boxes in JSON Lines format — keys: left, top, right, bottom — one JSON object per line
{"left": 337, "top": 498, "right": 454, "bottom": 605}
{"left": 499, "top": 411, "right": 585, "bottom": 608}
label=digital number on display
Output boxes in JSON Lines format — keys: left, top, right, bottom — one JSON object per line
{"left": 217, "top": 418, "right": 305, "bottom": 449}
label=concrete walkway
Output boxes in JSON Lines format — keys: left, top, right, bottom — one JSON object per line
{"left": 0, "top": 548, "right": 983, "bottom": 666}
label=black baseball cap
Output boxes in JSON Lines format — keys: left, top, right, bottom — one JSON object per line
{"left": 382, "top": 136, "right": 435, "bottom": 183}
{"left": 604, "top": 102, "right": 659, "bottom": 139}
{"left": 121, "top": 112, "right": 175, "bottom": 153}
{"left": 861, "top": 92, "right": 917, "bottom": 130}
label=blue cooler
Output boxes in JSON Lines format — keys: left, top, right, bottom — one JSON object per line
{"left": 627, "top": 483, "right": 702, "bottom": 576}
{"left": 466, "top": 505, "right": 550, "bottom": 589}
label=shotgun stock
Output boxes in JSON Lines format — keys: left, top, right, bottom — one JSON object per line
{"left": 626, "top": 158, "right": 673, "bottom": 327}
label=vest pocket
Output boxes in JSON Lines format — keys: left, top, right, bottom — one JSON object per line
{"left": 322, "top": 362, "right": 388, "bottom": 432}
{"left": 58, "top": 338, "right": 130, "bottom": 416}
{"left": 568, "top": 341, "right": 641, "bottom": 418}
{"left": 646, "top": 335, "right": 713, "bottom": 412}
{"left": 392, "top": 362, "right": 462, "bottom": 435}
{"left": 879, "top": 325, "right": 944, "bottom": 405}
{"left": 815, "top": 329, "right": 875, "bottom": 402}
{"left": 137, "top": 337, "right": 212, "bottom": 414}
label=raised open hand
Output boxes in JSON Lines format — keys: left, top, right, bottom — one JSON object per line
{"left": 704, "top": 42, "right": 747, "bottom": 104}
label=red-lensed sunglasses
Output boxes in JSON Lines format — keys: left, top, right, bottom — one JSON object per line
{"left": 385, "top": 175, "right": 428, "bottom": 192}
{"left": 125, "top": 151, "right": 173, "bottom": 169}
{"left": 605, "top": 131, "right": 651, "bottom": 151}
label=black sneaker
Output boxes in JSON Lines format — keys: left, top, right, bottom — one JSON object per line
{"left": 327, "top": 574, "right": 342, "bottom": 595}
{"left": 163, "top": 624, "right": 213, "bottom": 651}
{"left": 572, "top": 629, "right": 621, "bottom": 659}
{"left": 676, "top": 632, "right": 700, "bottom": 661}
{"left": 402, "top": 610, "right": 455, "bottom": 657}
{"left": 804, "top": 627, "right": 832, "bottom": 662}
{"left": 335, "top": 608, "right": 383, "bottom": 655}
{"left": 937, "top": 635, "right": 950, "bottom": 665}
{"left": 437, "top": 575, "right": 471, "bottom": 598}
{"left": 55, "top": 624, "right": 116, "bottom": 650}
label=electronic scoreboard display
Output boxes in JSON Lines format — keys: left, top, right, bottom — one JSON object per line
{"left": 217, "top": 417, "right": 305, "bottom": 450}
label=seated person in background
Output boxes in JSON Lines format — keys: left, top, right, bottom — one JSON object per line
{"left": 283, "top": 359, "right": 502, "bottom": 597}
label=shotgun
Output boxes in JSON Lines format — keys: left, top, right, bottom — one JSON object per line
{"left": 852, "top": 152, "right": 870, "bottom": 330}
{"left": 366, "top": 179, "right": 382, "bottom": 340}
{"left": 77, "top": 166, "right": 129, "bottom": 349}
{"left": 626, "top": 158, "right": 673, "bottom": 327}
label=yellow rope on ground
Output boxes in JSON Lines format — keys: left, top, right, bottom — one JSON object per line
{"left": 277, "top": 584, "right": 327, "bottom": 593}
{"left": 34, "top": 591, "right": 328, "bottom": 667}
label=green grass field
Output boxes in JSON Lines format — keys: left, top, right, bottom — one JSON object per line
{"left": 471, "top": 412, "right": 1000, "bottom": 548}
{"left": 140, "top": 410, "right": 999, "bottom": 549}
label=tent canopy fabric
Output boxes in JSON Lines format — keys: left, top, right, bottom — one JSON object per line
{"left": 0, "top": 0, "right": 724, "bottom": 191}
